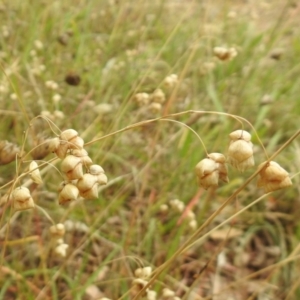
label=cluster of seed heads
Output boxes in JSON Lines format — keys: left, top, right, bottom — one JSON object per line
{"left": 10, "top": 128, "right": 108, "bottom": 212}
{"left": 49, "top": 223, "right": 69, "bottom": 257}
{"left": 195, "top": 129, "right": 292, "bottom": 192}
{"left": 134, "top": 74, "right": 178, "bottom": 114}
{"left": 53, "top": 129, "right": 108, "bottom": 204}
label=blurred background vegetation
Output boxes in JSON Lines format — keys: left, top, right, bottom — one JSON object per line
{"left": 1, "top": 0, "right": 300, "bottom": 299}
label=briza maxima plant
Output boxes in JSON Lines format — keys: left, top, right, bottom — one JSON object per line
{"left": 1, "top": 110, "right": 295, "bottom": 229}
{"left": 0, "top": 110, "right": 297, "bottom": 299}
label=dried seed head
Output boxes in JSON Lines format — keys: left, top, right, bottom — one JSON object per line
{"left": 257, "top": 161, "right": 292, "bottom": 193}
{"left": 58, "top": 183, "right": 79, "bottom": 204}
{"left": 89, "top": 165, "right": 108, "bottom": 185}
{"left": 134, "top": 266, "right": 152, "bottom": 279}
{"left": 151, "top": 89, "right": 165, "bottom": 104}
{"left": 49, "top": 223, "right": 65, "bottom": 238}
{"left": 195, "top": 158, "right": 219, "bottom": 189}
{"left": 0, "top": 140, "right": 21, "bottom": 165}
{"left": 89, "top": 164, "right": 105, "bottom": 175}
{"left": 77, "top": 173, "right": 99, "bottom": 199}
{"left": 31, "top": 137, "right": 60, "bottom": 160}
{"left": 149, "top": 102, "right": 162, "bottom": 114}
{"left": 12, "top": 186, "right": 35, "bottom": 211}
{"left": 97, "top": 173, "right": 108, "bottom": 185}
{"left": 29, "top": 161, "right": 43, "bottom": 184}
{"left": 213, "top": 46, "right": 238, "bottom": 61}
{"left": 227, "top": 130, "right": 254, "bottom": 172}
{"left": 54, "top": 241, "right": 69, "bottom": 257}
{"left": 147, "top": 290, "right": 157, "bottom": 300}
{"left": 72, "top": 149, "right": 93, "bottom": 166}
{"left": 229, "top": 130, "right": 251, "bottom": 142}
{"left": 162, "top": 288, "right": 175, "bottom": 298}
{"left": 134, "top": 92, "right": 150, "bottom": 106}
{"left": 169, "top": 199, "right": 185, "bottom": 212}
{"left": 207, "top": 152, "right": 229, "bottom": 183}
{"left": 132, "top": 278, "right": 148, "bottom": 293}
{"left": 61, "top": 155, "right": 83, "bottom": 180}
{"left": 77, "top": 173, "right": 98, "bottom": 193}
{"left": 59, "top": 129, "right": 84, "bottom": 155}
{"left": 164, "top": 74, "right": 178, "bottom": 89}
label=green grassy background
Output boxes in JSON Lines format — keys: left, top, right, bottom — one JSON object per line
{"left": 1, "top": 0, "right": 300, "bottom": 299}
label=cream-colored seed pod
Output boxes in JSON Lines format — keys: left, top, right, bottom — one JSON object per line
{"left": 77, "top": 173, "right": 99, "bottom": 199}
{"left": 0, "top": 141, "right": 20, "bottom": 165}
{"left": 208, "top": 153, "right": 229, "bottom": 183}
{"left": 80, "top": 183, "right": 99, "bottom": 199}
{"left": 60, "top": 129, "right": 78, "bottom": 142}
{"left": 77, "top": 173, "right": 98, "bottom": 193}
{"left": 149, "top": 102, "right": 162, "bottom": 114}
{"left": 58, "top": 183, "right": 79, "bottom": 204}
{"left": 29, "top": 161, "right": 43, "bottom": 184}
{"left": 195, "top": 158, "right": 219, "bottom": 189}
{"left": 60, "top": 129, "right": 84, "bottom": 150}
{"left": 89, "top": 164, "right": 105, "bottom": 175}
{"left": 49, "top": 223, "right": 66, "bottom": 238}
{"left": 54, "top": 242, "right": 69, "bottom": 257}
{"left": 257, "top": 161, "right": 292, "bottom": 193}
{"left": 151, "top": 89, "right": 165, "bottom": 104}
{"left": 227, "top": 130, "right": 254, "bottom": 172}
{"left": 55, "top": 143, "right": 69, "bottom": 159}
{"left": 132, "top": 278, "right": 148, "bottom": 292}
{"left": 12, "top": 186, "right": 35, "bottom": 211}
{"left": 61, "top": 155, "right": 83, "bottom": 180}
{"left": 229, "top": 130, "right": 251, "bottom": 142}
{"left": 72, "top": 149, "right": 93, "bottom": 166}
{"left": 134, "top": 267, "right": 152, "bottom": 279}
{"left": 97, "top": 173, "right": 108, "bottom": 185}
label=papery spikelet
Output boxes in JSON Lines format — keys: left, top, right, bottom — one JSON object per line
{"left": 49, "top": 223, "right": 65, "bottom": 238}
{"left": 151, "top": 89, "right": 165, "bottom": 104}
{"left": 80, "top": 183, "right": 99, "bottom": 199}
{"left": 29, "top": 161, "right": 43, "bottom": 184}
{"left": 60, "top": 129, "right": 84, "bottom": 150}
{"left": 61, "top": 155, "right": 83, "bottom": 180}
{"left": 207, "top": 153, "right": 229, "bottom": 183}
{"left": 213, "top": 46, "right": 238, "bottom": 61}
{"left": 257, "top": 161, "right": 292, "bottom": 193}
{"left": 0, "top": 141, "right": 21, "bottom": 165}
{"left": 89, "top": 164, "right": 105, "bottom": 175}
{"left": 31, "top": 137, "right": 60, "bottom": 160}
{"left": 58, "top": 183, "right": 79, "bottom": 204}
{"left": 134, "top": 267, "right": 152, "bottom": 279}
{"left": 227, "top": 130, "right": 254, "bottom": 172}
{"left": 54, "top": 240, "right": 69, "bottom": 257}
{"left": 12, "top": 186, "right": 35, "bottom": 211}
{"left": 97, "top": 173, "right": 108, "bottom": 185}
{"left": 77, "top": 173, "right": 99, "bottom": 199}
{"left": 72, "top": 149, "right": 93, "bottom": 166}
{"left": 195, "top": 158, "right": 219, "bottom": 189}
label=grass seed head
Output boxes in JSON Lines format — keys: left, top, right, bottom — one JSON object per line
{"left": 29, "top": 161, "right": 43, "bottom": 184}
{"left": 61, "top": 155, "right": 83, "bottom": 180}
{"left": 195, "top": 158, "right": 219, "bottom": 189}
{"left": 58, "top": 182, "right": 79, "bottom": 204}
{"left": 54, "top": 240, "right": 69, "bottom": 257}
{"left": 227, "top": 130, "right": 254, "bottom": 172}
{"left": 151, "top": 88, "right": 166, "bottom": 104}
{"left": 0, "top": 140, "right": 21, "bottom": 165}
{"left": 49, "top": 223, "right": 66, "bottom": 238}
{"left": 12, "top": 186, "right": 35, "bottom": 211}
{"left": 257, "top": 161, "right": 292, "bottom": 193}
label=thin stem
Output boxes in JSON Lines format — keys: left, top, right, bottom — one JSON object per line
{"left": 31, "top": 115, "right": 62, "bottom": 136}
{"left": 35, "top": 205, "right": 55, "bottom": 225}
{"left": 158, "top": 118, "right": 208, "bottom": 155}
{"left": 132, "top": 128, "right": 300, "bottom": 299}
